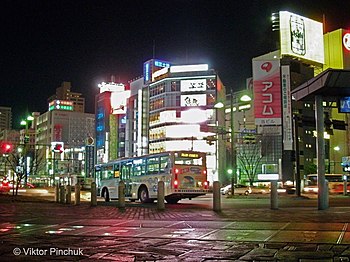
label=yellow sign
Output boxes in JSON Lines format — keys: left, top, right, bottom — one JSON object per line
{"left": 180, "top": 152, "right": 199, "bottom": 158}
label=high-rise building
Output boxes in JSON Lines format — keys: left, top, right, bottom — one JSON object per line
{"left": 0, "top": 106, "right": 12, "bottom": 130}
{"left": 95, "top": 82, "right": 130, "bottom": 164}
{"left": 34, "top": 104, "right": 95, "bottom": 184}
{"left": 127, "top": 60, "right": 226, "bottom": 183}
{"left": 48, "top": 81, "right": 85, "bottom": 112}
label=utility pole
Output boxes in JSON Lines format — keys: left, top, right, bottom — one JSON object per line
{"left": 230, "top": 90, "right": 236, "bottom": 196}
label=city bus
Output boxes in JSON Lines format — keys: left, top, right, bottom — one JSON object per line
{"left": 94, "top": 151, "right": 209, "bottom": 204}
{"left": 304, "top": 174, "right": 350, "bottom": 194}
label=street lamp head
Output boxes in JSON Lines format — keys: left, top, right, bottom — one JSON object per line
{"left": 20, "top": 120, "right": 27, "bottom": 126}
{"left": 240, "top": 95, "right": 252, "bottom": 102}
{"left": 27, "top": 116, "right": 34, "bottom": 121}
{"left": 214, "top": 102, "right": 225, "bottom": 109}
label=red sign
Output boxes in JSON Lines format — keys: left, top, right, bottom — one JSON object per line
{"left": 253, "top": 60, "right": 281, "bottom": 125}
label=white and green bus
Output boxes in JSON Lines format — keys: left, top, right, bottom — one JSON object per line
{"left": 94, "top": 151, "right": 209, "bottom": 204}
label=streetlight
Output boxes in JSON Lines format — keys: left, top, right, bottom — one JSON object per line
{"left": 214, "top": 90, "right": 253, "bottom": 196}
{"left": 20, "top": 115, "right": 34, "bottom": 185}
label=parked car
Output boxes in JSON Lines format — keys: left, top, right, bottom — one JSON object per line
{"left": 221, "top": 184, "right": 252, "bottom": 195}
{"left": 0, "top": 180, "right": 10, "bottom": 193}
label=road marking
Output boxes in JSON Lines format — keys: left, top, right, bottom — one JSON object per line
{"left": 264, "top": 222, "right": 290, "bottom": 242}
{"left": 336, "top": 223, "right": 348, "bottom": 244}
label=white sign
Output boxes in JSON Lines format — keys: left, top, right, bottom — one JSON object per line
{"left": 258, "top": 174, "right": 279, "bottom": 180}
{"left": 181, "top": 94, "right": 207, "bottom": 107}
{"left": 281, "top": 65, "right": 293, "bottom": 150}
{"left": 110, "top": 90, "right": 131, "bottom": 115}
{"left": 279, "top": 11, "right": 324, "bottom": 64}
{"left": 180, "top": 79, "right": 206, "bottom": 92}
{"left": 343, "top": 33, "right": 350, "bottom": 51}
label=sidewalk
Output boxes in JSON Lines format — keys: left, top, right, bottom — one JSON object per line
{"left": 1, "top": 193, "right": 350, "bottom": 261}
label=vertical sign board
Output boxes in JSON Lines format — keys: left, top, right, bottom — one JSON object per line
{"left": 85, "top": 145, "right": 95, "bottom": 178}
{"left": 281, "top": 65, "right": 293, "bottom": 150}
{"left": 253, "top": 60, "right": 281, "bottom": 126}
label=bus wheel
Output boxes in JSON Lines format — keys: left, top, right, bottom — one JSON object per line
{"left": 139, "top": 187, "right": 150, "bottom": 203}
{"left": 165, "top": 198, "right": 180, "bottom": 204}
{"left": 102, "top": 188, "right": 110, "bottom": 202}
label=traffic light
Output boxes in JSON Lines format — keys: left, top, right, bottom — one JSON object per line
{"left": 0, "top": 141, "right": 13, "bottom": 154}
{"left": 52, "top": 142, "right": 64, "bottom": 153}
{"left": 206, "top": 136, "right": 216, "bottom": 145}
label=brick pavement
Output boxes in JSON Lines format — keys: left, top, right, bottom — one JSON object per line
{"left": 1, "top": 194, "right": 350, "bottom": 261}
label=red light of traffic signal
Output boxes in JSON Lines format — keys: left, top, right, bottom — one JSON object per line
{"left": 0, "top": 141, "right": 13, "bottom": 154}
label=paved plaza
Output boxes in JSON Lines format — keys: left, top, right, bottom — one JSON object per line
{"left": 1, "top": 193, "right": 350, "bottom": 261}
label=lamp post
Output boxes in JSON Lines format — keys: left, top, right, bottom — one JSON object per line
{"left": 333, "top": 146, "right": 340, "bottom": 173}
{"left": 20, "top": 115, "right": 34, "bottom": 185}
{"left": 214, "top": 90, "right": 252, "bottom": 196}
{"left": 229, "top": 90, "right": 236, "bottom": 196}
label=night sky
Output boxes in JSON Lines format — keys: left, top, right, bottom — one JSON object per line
{"left": 1, "top": 0, "right": 350, "bottom": 127}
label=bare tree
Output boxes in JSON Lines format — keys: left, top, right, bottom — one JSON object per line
{"left": 5, "top": 145, "right": 46, "bottom": 195}
{"left": 236, "top": 134, "right": 263, "bottom": 186}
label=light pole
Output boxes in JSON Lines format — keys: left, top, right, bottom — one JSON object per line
{"left": 229, "top": 90, "right": 236, "bottom": 196}
{"left": 333, "top": 146, "right": 340, "bottom": 173}
{"left": 20, "top": 115, "right": 34, "bottom": 185}
{"left": 214, "top": 90, "right": 253, "bottom": 195}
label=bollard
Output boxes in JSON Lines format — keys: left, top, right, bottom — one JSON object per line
{"left": 270, "top": 180, "right": 278, "bottom": 210}
{"left": 75, "top": 183, "right": 81, "bottom": 205}
{"left": 55, "top": 183, "right": 60, "bottom": 203}
{"left": 213, "top": 181, "right": 221, "bottom": 212}
{"left": 344, "top": 177, "right": 347, "bottom": 196}
{"left": 91, "top": 181, "right": 97, "bottom": 206}
{"left": 157, "top": 181, "right": 165, "bottom": 211}
{"left": 118, "top": 181, "right": 125, "bottom": 208}
{"left": 59, "top": 185, "right": 65, "bottom": 204}
{"left": 65, "top": 185, "right": 71, "bottom": 204}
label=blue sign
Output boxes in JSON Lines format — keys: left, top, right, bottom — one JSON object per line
{"left": 339, "top": 97, "right": 350, "bottom": 113}
{"left": 154, "top": 60, "right": 170, "bottom": 68}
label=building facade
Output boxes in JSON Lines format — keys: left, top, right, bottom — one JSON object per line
{"left": 125, "top": 61, "right": 226, "bottom": 183}
{"left": 0, "top": 106, "right": 12, "bottom": 131}
{"left": 48, "top": 81, "right": 85, "bottom": 113}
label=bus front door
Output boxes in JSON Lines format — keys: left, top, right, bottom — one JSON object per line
{"left": 121, "top": 163, "right": 132, "bottom": 197}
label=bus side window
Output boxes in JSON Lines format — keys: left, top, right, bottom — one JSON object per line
{"left": 160, "top": 156, "right": 170, "bottom": 173}
{"left": 147, "top": 157, "right": 159, "bottom": 175}
{"left": 133, "top": 158, "right": 146, "bottom": 176}
{"left": 114, "top": 163, "right": 120, "bottom": 178}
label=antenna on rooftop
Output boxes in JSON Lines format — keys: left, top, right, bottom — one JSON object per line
{"left": 153, "top": 39, "right": 156, "bottom": 59}
{"left": 111, "top": 75, "right": 116, "bottom": 82}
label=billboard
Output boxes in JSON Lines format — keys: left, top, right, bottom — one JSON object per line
{"left": 344, "top": 30, "right": 350, "bottom": 52}
{"left": 180, "top": 94, "right": 207, "bottom": 107}
{"left": 110, "top": 90, "right": 131, "bottom": 115}
{"left": 343, "top": 30, "right": 350, "bottom": 68}
{"left": 253, "top": 60, "right": 281, "bottom": 125}
{"left": 143, "top": 59, "right": 171, "bottom": 84}
{"left": 279, "top": 11, "right": 324, "bottom": 64}
{"left": 180, "top": 79, "right": 206, "bottom": 92}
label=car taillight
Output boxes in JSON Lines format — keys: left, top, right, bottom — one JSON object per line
{"left": 174, "top": 180, "right": 178, "bottom": 189}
